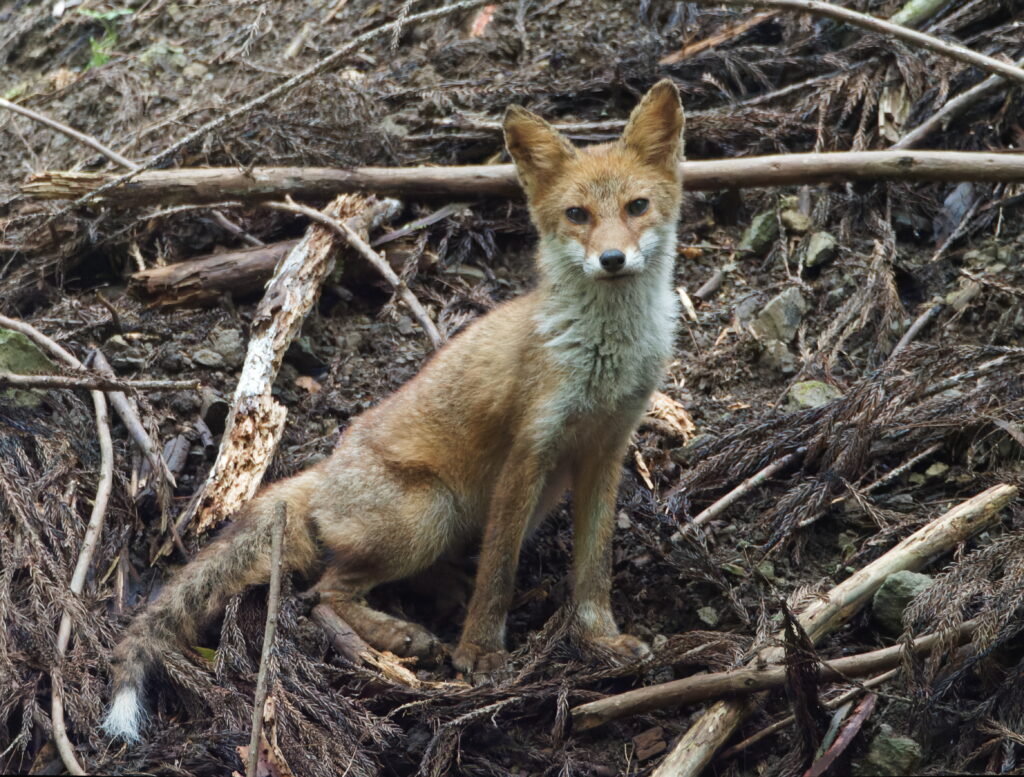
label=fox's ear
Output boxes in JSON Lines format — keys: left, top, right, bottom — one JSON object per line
{"left": 621, "top": 79, "right": 685, "bottom": 173}
{"left": 504, "top": 105, "right": 575, "bottom": 199}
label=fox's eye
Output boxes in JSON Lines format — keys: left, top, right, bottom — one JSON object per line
{"left": 626, "top": 198, "right": 649, "bottom": 217}
{"left": 565, "top": 207, "right": 589, "bottom": 225}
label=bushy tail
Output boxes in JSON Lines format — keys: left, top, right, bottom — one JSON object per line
{"left": 103, "top": 476, "right": 319, "bottom": 741}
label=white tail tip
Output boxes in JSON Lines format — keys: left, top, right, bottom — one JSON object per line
{"left": 102, "top": 687, "right": 144, "bottom": 742}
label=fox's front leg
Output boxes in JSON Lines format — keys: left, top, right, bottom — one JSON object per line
{"left": 453, "top": 441, "right": 548, "bottom": 675}
{"left": 571, "top": 436, "right": 649, "bottom": 660}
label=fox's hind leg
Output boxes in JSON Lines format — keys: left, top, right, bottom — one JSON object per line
{"left": 313, "top": 569, "right": 442, "bottom": 660}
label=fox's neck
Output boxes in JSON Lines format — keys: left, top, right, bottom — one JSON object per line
{"left": 532, "top": 227, "right": 679, "bottom": 406}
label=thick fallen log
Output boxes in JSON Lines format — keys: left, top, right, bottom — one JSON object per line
{"left": 571, "top": 618, "right": 977, "bottom": 731}
{"left": 129, "top": 241, "right": 300, "bottom": 306}
{"left": 650, "top": 483, "right": 1018, "bottom": 777}
{"left": 22, "top": 151, "right": 1024, "bottom": 206}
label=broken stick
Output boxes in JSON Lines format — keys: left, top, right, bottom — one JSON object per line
{"left": 650, "top": 483, "right": 1017, "bottom": 777}
{"left": 170, "top": 195, "right": 394, "bottom": 542}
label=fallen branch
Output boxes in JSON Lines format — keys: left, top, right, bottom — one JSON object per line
{"left": 170, "top": 195, "right": 393, "bottom": 541}
{"left": 888, "top": 302, "right": 945, "bottom": 361}
{"left": 893, "top": 54, "right": 1024, "bottom": 149}
{"left": 90, "top": 350, "right": 176, "bottom": 521}
{"left": 0, "top": 370, "right": 198, "bottom": 392}
{"left": 659, "top": 11, "right": 778, "bottom": 65}
{"left": 696, "top": 0, "right": 1024, "bottom": 86}
{"left": 0, "top": 316, "right": 116, "bottom": 775}
{"left": 247, "top": 502, "right": 287, "bottom": 777}
{"left": 651, "top": 483, "right": 1017, "bottom": 777}
{"left": 571, "top": 617, "right": 976, "bottom": 730}
{"left": 0, "top": 95, "right": 258, "bottom": 245}
{"left": 719, "top": 667, "right": 900, "bottom": 760}
{"left": 678, "top": 448, "right": 806, "bottom": 534}
{"left": 23, "top": 151, "right": 1024, "bottom": 206}
{"left": 804, "top": 692, "right": 877, "bottom": 777}
{"left": 129, "top": 240, "right": 300, "bottom": 306}
{"left": 264, "top": 198, "right": 442, "bottom": 349}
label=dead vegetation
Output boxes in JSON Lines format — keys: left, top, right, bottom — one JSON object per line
{"left": 1, "top": 0, "right": 1024, "bottom": 775}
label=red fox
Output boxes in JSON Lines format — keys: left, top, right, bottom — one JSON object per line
{"left": 103, "top": 79, "right": 685, "bottom": 741}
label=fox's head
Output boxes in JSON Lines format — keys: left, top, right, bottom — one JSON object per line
{"left": 504, "top": 80, "right": 684, "bottom": 284}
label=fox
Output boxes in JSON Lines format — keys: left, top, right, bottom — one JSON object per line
{"left": 103, "top": 79, "right": 685, "bottom": 741}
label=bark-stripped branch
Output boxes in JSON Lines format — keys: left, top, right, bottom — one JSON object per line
{"left": 22, "top": 151, "right": 1024, "bottom": 206}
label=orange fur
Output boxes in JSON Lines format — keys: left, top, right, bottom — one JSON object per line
{"left": 104, "top": 80, "right": 686, "bottom": 741}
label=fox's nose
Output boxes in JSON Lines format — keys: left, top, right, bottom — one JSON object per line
{"left": 599, "top": 249, "right": 626, "bottom": 273}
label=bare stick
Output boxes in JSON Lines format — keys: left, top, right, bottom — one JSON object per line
{"left": 0, "top": 97, "right": 259, "bottom": 246}
{"left": 696, "top": 0, "right": 1024, "bottom": 86}
{"left": 572, "top": 618, "right": 976, "bottom": 730}
{"left": 694, "top": 269, "right": 725, "bottom": 302}
{"left": 44, "top": 0, "right": 488, "bottom": 219}
{"left": 91, "top": 350, "right": 176, "bottom": 521}
{"left": 0, "top": 97, "right": 135, "bottom": 168}
{"left": 0, "top": 371, "right": 198, "bottom": 392}
{"left": 24, "top": 151, "right": 1024, "bottom": 205}
{"left": 247, "top": 502, "right": 287, "bottom": 777}
{"left": 893, "top": 55, "right": 1024, "bottom": 149}
{"left": 651, "top": 483, "right": 1017, "bottom": 777}
{"left": 887, "top": 302, "right": 945, "bottom": 362}
{"left": 718, "top": 667, "right": 900, "bottom": 760}
{"left": 0, "top": 319, "right": 117, "bottom": 776}
{"left": 265, "top": 198, "right": 443, "bottom": 349}
{"left": 681, "top": 448, "right": 806, "bottom": 533}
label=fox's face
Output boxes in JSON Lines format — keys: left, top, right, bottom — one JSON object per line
{"left": 504, "top": 80, "right": 684, "bottom": 283}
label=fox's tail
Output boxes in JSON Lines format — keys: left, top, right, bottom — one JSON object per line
{"left": 102, "top": 475, "right": 320, "bottom": 741}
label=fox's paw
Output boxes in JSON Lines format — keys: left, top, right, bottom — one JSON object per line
{"left": 451, "top": 641, "right": 510, "bottom": 680}
{"left": 584, "top": 633, "right": 651, "bottom": 663}
{"left": 366, "top": 619, "right": 441, "bottom": 662}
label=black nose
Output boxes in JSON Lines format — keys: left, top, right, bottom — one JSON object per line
{"left": 599, "top": 249, "right": 626, "bottom": 272}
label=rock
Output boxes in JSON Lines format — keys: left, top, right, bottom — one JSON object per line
{"left": 697, "top": 606, "right": 719, "bottom": 627}
{"left": 181, "top": 61, "right": 208, "bottom": 79}
{"left": 788, "top": 380, "right": 843, "bottom": 409}
{"left": 0, "top": 327, "right": 56, "bottom": 408}
{"left": 762, "top": 340, "right": 797, "bottom": 374}
{"left": 946, "top": 279, "right": 981, "bottom": 312}
{"left": 802, "top": 231, "right": 838, "bottom": 267}
{"left": 853, "top": 725, "right": 923, "bottom": 776}
{"left": 781, "top": 208, "right": 812, "bottom": 234}
{"left": 872, "top": 571, "right": 933, "bottom": 635}
{"left": 738, "top": 210, "right": 779, "bottom": 255}
{"left": 104, "top": 334, "right": 147, "bottom": 370}
{"left": 192, "top": 348, "right": 224, "bottom": 368}
{"left": 753, "top": 287, "right": 807, "bottom": 342}
{"left": 206, "top": 328, "right": 246, "bottom": 369}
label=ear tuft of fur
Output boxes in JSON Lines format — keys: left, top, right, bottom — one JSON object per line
{"left": 621, "top": 79, "right": 685, "bottom": 173}
{"left": 102, "top": 687, "right": 146, "bottom": 742}
{"left": 503, "top": 105, "right": 575, "bottom": 200}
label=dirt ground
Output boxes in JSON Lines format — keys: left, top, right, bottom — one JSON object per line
{"left": 2, "top": 1, "right": 1024, "bottom": 775}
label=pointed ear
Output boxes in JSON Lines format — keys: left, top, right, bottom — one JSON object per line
{"left": 504, "top": 105, "right": 576, "bottom": 199}
{"left": 621, "top": 79, "right": 685, "bottom": 173}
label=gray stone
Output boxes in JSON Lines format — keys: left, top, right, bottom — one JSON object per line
{"left": 762, "top": 340, "right": 796, "bottom": 374}
{"left": 853, "top": 725, "right": 923, "bottom": 776}
{"left": 738, "top": 211, "right": 779, "bottom": 255}
{"left": 788, "top": 380, "right": 843, "bottom": 409}
{"left": 753, "top": 287, "right": 808, "bottom": 342}
{"left": 803, "top": 231, "right": 838, "bottom": 267}
{"left": 104, "top": 334, "right": 147, "bottom": 370}
{"left": 0, "top": 327, "right": 56, "bottom": 407}
{"left": 192, "top": 348, "right": 224, "bottom": 368}
{"left": 697, "top": 606, "right": 719, "bottom": 627}
{"left": 781, "top": 209, "right": 812, "bottom": 234}
{"left": 872, "top": 571, "right": 933, "bottom": 635}
{"left": 206, "top": 328, "right": 245, "bottom": 369}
